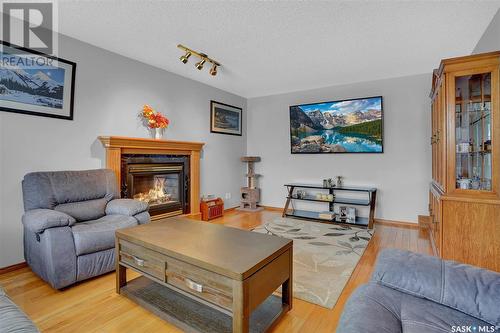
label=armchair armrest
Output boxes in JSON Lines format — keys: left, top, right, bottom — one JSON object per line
{"left": 22, "top": 209, "right": 76, "bottom": 234}
{"left": 105, "top": 199, "right": 148, "bottom": 217}
{"left": 372, "top": 249, "right": 500, "bottom": 326}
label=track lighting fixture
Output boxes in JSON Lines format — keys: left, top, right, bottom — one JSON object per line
{"left": 177, "top": 44, "right": 221, "bottom": 77}
{"left": 179, "top": 51, "right": 191, "bottom": 64}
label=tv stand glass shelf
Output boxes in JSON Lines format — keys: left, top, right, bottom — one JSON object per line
{"left": 282, "top": 183, "right": 377, "bottom": 228}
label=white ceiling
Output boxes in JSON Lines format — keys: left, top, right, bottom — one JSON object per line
{"left": 56, "top": 1, "right": 500, "bottom": 98}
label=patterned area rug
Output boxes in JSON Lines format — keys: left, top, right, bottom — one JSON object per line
{"left": 253, "top": 217, "right": 372, "bottom": 309}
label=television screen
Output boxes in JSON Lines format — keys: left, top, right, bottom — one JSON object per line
{"left": 289, "top": 96, "right": 383, "bottom": 153}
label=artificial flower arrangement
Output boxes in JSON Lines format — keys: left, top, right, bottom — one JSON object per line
{"left": 139, "top": 104, "right": 169, "bottom": 139}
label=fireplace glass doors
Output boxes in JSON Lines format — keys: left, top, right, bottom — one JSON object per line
{"left": 130, "top": 164, "right": 180, "bottom": 202}
{"left": 122, "top": 155, "right": 189, "bottom": 218}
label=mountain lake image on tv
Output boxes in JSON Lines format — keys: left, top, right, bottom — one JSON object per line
{"left": 290, "top": 96, "right": 383, "bottom": 153}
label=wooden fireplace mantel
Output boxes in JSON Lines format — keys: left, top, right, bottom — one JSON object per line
{"left": 98, "top": 136, "right": 205, "bottom": 217}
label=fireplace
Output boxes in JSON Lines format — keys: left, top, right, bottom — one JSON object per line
{"left": 99, "top": 136, "right": 204, "bottom": 219}
{"left": 121, "top": 155, "right": 190, "bottom": 218}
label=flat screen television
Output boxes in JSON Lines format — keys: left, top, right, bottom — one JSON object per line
{"left": 289, "top": 96, "right": 383, "bottom": 154}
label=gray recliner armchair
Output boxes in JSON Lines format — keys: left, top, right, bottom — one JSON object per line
{"left": 21, "top": 169, "right": 150, "bottom": 289}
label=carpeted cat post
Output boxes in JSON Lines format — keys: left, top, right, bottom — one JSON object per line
{"left": 237, "top": 156, "right": 264, "bottom": 212}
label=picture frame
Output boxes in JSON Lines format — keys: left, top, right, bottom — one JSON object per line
{"left": 339, "top": 206, "right": 348, "bottom": 222}
{"left": 0, "top": 41, "right": 76, "bottom": 120}
{"left": 210, "top": 100, "right": 242, "bottom": 136}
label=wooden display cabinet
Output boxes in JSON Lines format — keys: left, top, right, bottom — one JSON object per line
{"left": 429, "top": 52, "right": 500, "bottom": 271}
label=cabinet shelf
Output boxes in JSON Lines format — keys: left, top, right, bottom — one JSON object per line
{"left": 287, "top": 196, "right": 371, "bottom": 206}
{"left": 456, "top": 150, "right": 491, "bottom": 155}
{"left": 284, "top": 209, "right": 369, "bottom": 227}
{"left": 284, "top": 183, "right": 376, "bottom": 192}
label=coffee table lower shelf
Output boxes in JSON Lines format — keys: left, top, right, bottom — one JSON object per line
{"left": 121, "top": 276, "right": 287, "bottom": 333}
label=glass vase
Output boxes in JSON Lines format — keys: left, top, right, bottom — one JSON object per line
{"left": 153, "top": 128, "right": 164, "bottom": 140}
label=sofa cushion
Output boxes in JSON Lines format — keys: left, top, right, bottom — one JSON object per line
{"left": 55, "top": 198, "right": 108, "bottom": 222}
{"left": 338, "top": 283, "right": 492, "bottom": 333}
{"left": 337, "top": 283, "right": 403, "bottom": 333}
{"left": 0, "top": 288, "right": 39, "bottom": 332}
{"left": 71, "top": 215, "right": 137, "bottom": 256}
{"left": 400, "top": 288, "right": 492, "bottom": 333}
{"left": 372, "top": 249, "right": 500, "bottom": 326}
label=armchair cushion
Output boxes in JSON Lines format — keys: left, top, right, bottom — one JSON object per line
{"left": 372, "top": 249, "right": 500, "bottom": 326}
{"left": 22, "top": 169, "right": 118, "bottom": 211}
{"left": 105, "top": 199, "right": 148, "bottom": 217}
{"left": 22, "top": 209, "right": 76, "bottom": 234}
{"left": 54, "top": 198, "right": 107, "bottom": 222}
{"left": 71, "top": 215, "right": 137, "bottom": 256}
{"left": 133, "top": 211, "right": 151, "bottom": 225}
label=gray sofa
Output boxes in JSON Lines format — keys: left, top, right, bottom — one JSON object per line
{"left": 21, "top": 169, "right": 150, "bottom": 289}
{"left": 0, "top": 286, "right": 38, "bottom": 332}
{"left": 338, "top": 249, "right": 500, "bottom": 333}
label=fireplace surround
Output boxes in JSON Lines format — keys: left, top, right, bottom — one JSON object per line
{"left": 99, "top": 136, "right": 204, "bottom": 219}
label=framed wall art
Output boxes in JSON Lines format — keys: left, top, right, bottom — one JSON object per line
{"left": 0, "top": 41, "right": 76, "bottom": 120}
{"left": 210, "top": 100, "right": 242, "bottom": 136}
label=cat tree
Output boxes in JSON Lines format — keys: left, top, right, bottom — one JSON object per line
{"left": 238, "top": 156, "right": 263, "bottom": 212}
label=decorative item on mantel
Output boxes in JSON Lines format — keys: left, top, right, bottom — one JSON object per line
{"left": 237, "top": 156, "right": 264, "bottom": 212}
{"left": 139, "top": 104, "right": 170, "bottom": 139}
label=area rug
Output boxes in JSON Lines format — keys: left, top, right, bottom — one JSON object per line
{"left": 252, "top": 217, "right": 372, "bottom": 309}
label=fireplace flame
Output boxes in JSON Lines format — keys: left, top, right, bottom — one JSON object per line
{"left": 133, "top": 177, "right": 173, "bottom": 205}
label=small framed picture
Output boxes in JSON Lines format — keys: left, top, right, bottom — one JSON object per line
{"left": 0, "top": 41, "right": 76, "bottom": 120}
{"left": 347, "top": 207, "right": 356, "bottom": 221}
{"left": 339, "top": 206, "right": 348, "bottom": 221}
{"left": 210, "top": 100, "right": 242, "bottom": 136}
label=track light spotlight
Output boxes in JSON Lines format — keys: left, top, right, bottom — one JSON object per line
{"left": 179, "top": 51, "right": 191, "bottom": 64}
{"left": 209, "top": 64, "right": 218, "bottom": 76}
{"left": 195, "top": 59, "right": 206, "bottom": 70}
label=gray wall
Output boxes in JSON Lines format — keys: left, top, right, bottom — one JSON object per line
{"left": 246, "top": 74, "right": 431, "bottom": 223}
{"left": 0, "top": 34, "right": 246, "bottom": 267}
{"left": 474, "top": 9, "right": 500, "bottom": 54}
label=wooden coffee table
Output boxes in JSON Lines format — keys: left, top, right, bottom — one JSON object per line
{"left": 115, "top": 217, "right": 293, "bottom": 333}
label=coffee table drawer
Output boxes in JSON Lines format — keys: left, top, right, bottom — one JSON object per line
{"left": 119, "top": 240, "right": 165, "bottom": 281}
{"left": 165, "top": 256, "right": 233, "bottom": 311}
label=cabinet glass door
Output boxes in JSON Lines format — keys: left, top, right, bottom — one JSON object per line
{"left": 455, "top": 73, "right": 492, "bottom": 191}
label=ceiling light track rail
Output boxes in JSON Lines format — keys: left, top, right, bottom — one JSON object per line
{"left": 177, "top": 44, "right": 220, "bottom": 76}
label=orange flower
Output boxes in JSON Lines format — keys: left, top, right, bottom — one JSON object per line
{"left": 140, "top": 104, "right": 169, "bottom": 129}
{"left": 142, "top": 104, "right": 155, "bottom": 118}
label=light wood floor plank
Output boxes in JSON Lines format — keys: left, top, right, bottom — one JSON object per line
{"left": 0, "top": 209, "right": 431, "bottom": 332}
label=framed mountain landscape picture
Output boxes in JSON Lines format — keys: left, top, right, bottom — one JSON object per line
{"left": 289, "top": 96, "right": 383, "bottom": 153}
{"left": 210, "top": 100, "right": 242, "bottom": 136}
{"left": 0, "top": 41, "right": 76, "bottom": 120}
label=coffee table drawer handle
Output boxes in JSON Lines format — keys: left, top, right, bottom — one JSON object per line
{"left": 185, "top": 278, "right": 203, "bottom": 293}
{"left": 120, "top": 252, "right": 146, "bottom": 267}
{"left": 132, "top": 256, "right": 145, "bottom": 267}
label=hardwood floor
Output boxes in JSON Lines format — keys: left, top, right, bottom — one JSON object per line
{"left": 0, "top": 209, "right": 433, "bottom": 332}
